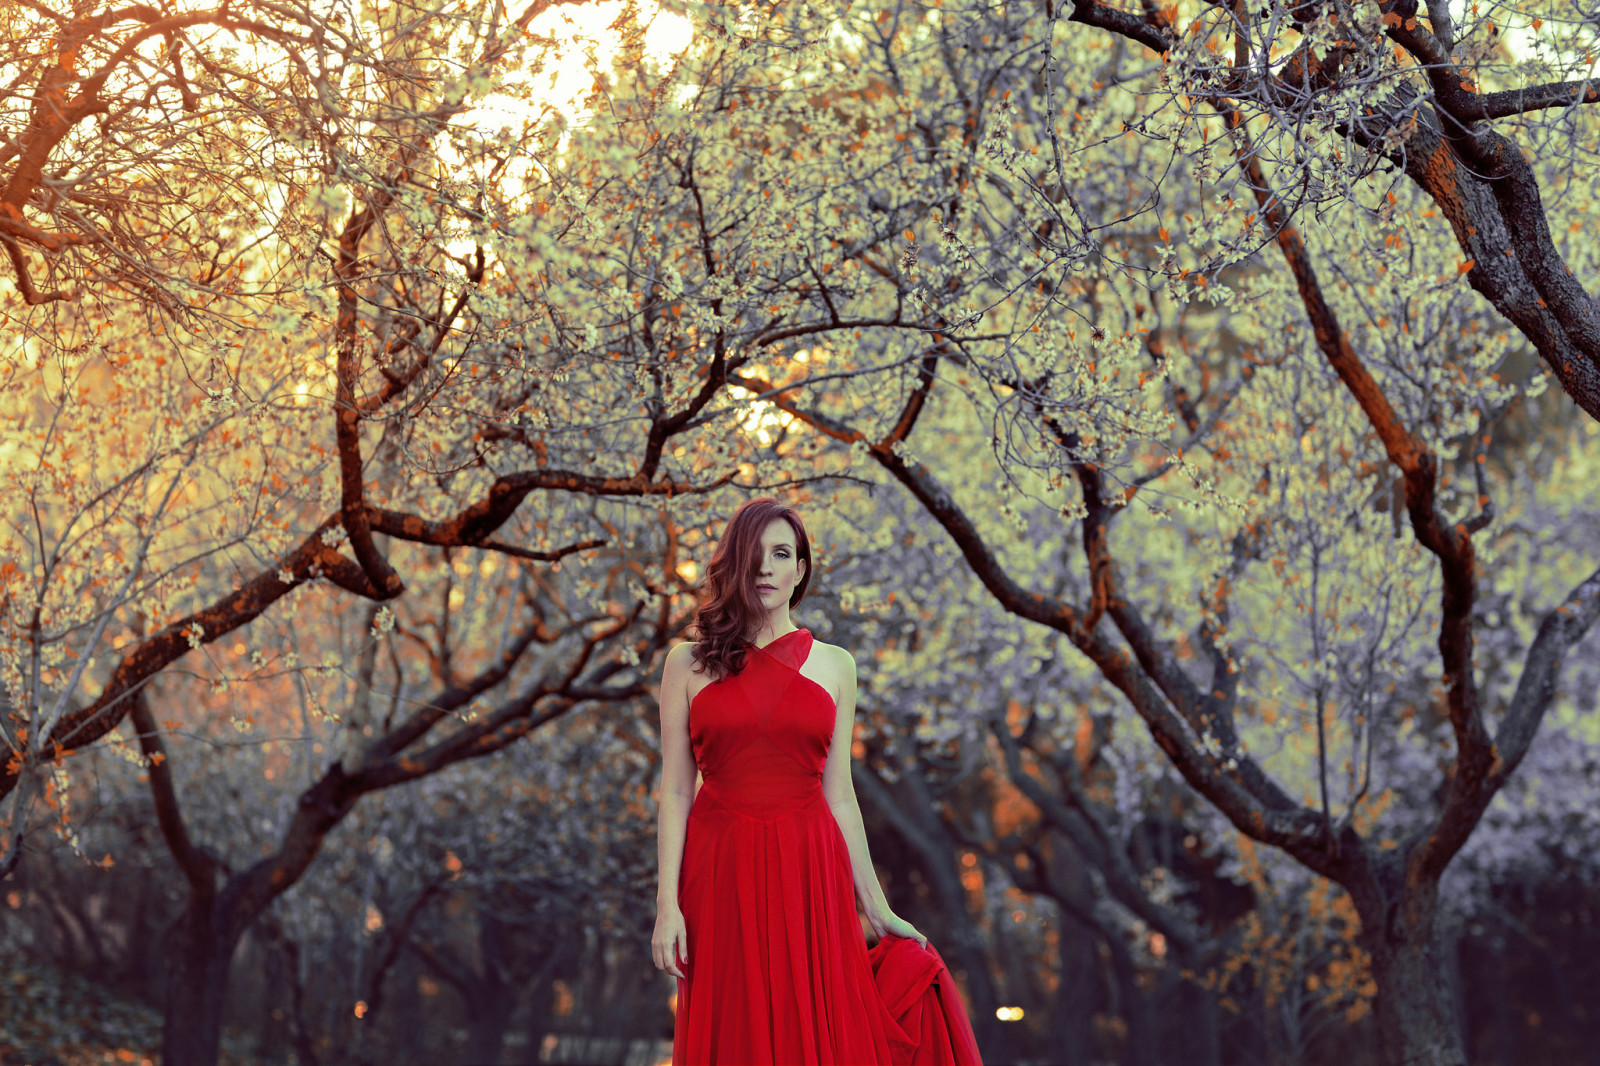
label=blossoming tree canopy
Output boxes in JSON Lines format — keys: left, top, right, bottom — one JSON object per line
{"left": 0, "top": 0, "right": 699, "bottom": 796}
{"left": 2, "top": 2, "right": 1599, "bottom": 1064}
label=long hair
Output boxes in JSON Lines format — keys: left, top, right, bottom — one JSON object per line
{"left": 690, "top": 498, "right": 813, "bottom": 680}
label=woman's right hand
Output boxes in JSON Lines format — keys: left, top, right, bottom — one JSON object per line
{"left": 652, "top": 903, "right": 689, "bottom": 979}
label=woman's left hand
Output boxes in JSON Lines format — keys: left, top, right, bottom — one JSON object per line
{"left": 868, "top": 907, "right": 932, "bottom": 951}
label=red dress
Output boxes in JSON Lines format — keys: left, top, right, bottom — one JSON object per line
{"left": 674, "top": 627, "right": 983, "bottom": 1065}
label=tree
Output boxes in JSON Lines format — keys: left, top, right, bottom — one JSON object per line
{"left": 0, "top": 4, "right": 764, "bottom": 1062}
{"left": 150, "top": 593, "right": 666, "bottom": 1062}
{"left": 376, "top": 713, "right": 660, "bottom": 1066}
{"left": 666, "top": 5, "right": 1600, "bottom": 1063}
{"left": 7, "top": 1, "right": 1600, "bottom": 1063}
{"left": 824, "top": 524, "right": 1236, "bottom": 1065}
{"left": 0, "top": 0, "right": 603, "bottom": 860}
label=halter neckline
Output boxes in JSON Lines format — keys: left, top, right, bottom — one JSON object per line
{"left": 752, "top": 626, "right": 808, "bottom": 651}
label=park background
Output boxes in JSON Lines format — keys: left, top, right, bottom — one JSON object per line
{"left": 2, "top": 0, "right": 1599, "bottom": 1064}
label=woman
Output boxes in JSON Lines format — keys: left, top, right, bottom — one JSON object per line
{"left": 653, "top": 497, "right": 983, "bottom": 1065}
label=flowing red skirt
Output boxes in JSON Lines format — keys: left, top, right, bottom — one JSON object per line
{"left": 672, "top": 801, "right": 981, "bottom": 1064}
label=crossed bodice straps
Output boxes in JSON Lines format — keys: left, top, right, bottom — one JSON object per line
{"left": 688, "top": 629, "right": 837, "bottom": 817}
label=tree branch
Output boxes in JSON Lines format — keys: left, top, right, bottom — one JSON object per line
{"left": 219, "top": 614, "right": 650, "bottom": 934}
{"left": 0, "top": 464, "right": 688, "bottom": 802}
{"left": 128, "top": 690, "right": 216, "bottom": 895}
{"left": 1066, "top": 0, "right": 1174, "bottom": 54}
{"left": 992, "top": 720, "right": 1207, "bottom": 953}
{"left": 367, "top": 469, "right": 733, "bottom": 549}
{"left": 1216, "top": 101, "right": 1519, "bottom": 889}
{"left": 736, "top": 371, "right": 1331, "bottom": 863}
{"left": 334, "top": 181, "right": 412, "bottom": 601}
{"left": 364, "top": 608, "right": 561, "bottom": 764}
{"left": 0, "top": 233, "right": 70, "bottom": 304}
{"left": 1417, "top": 562, "right": 1600, "bottom": 880}
{"left": 1470, "top": 78, "right": 1600, "bottom": 121}
{"left": 362, "top": 881, "right": 447, "bottom": 1022}
{"left": 1046, "top": 0, "right": 1600, "bottom": 420}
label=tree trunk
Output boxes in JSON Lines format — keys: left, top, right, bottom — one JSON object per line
{"left": 1363, "top": 923, "right": 1466, "bottom": 1066}
{"left": 1174, "top": 945, "right": 1221, "bottom": 1066}
{"left": 1485, "top": 932, "right": 1513, "bottom": 1066}
{"left": 160, "top": 898, "right": 239, "bottom": 1066}
{"left": 1101, "top": 925, "right": 1158, "bottom": 1066}
{"left": 464, "top": 980, "right": 514, "bottom": 1066}
{"left": 519, "top": 930, "right": 574, "bottom": 1064}
{"left": 1051, "top": 907, "right": 1097, "bottom": 1065}
{"left": 463, "top": 912, "right": 515, "bottom": 1066}
{"left": 254, "top": 941, "right": 291, "bottom": 1063}
{"left": 521, "top": 979, "right": 555, "bottom": 1065}
{"left": 933, "top": 883, "right": 1006, "bottom": 1062}
{"left": 393, "top": 954, "right": 426, "bottom": 1064}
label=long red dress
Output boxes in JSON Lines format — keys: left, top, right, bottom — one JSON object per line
{"left": 674, "top": 627, "right": 983, "bottom": 1065}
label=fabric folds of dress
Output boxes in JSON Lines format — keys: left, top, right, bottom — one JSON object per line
{"left": 867, "top": 936, "right": 983, "bottom": 1066}
{"left": 673, "top": 627, "right": 982, "bottom": 1066}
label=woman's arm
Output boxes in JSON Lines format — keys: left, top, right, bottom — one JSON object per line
{"left": 820, "top": 645, "right": 929, "bottom": 947}
{"left": 652, "top": 642, "right": 697, "bottom": 979}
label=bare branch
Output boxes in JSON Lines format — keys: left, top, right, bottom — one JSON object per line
{"left": 0, "top": 465, "right": 708, "bottom": 802}
{"left": 1065, "top": 0, "right": 1174, "bottom": 54}
{"left": 128, "top": 690, "right": 216, "bottom": 893}
{"left": 1471, "top": 78, "right": 1600, "bottom": 120}
{"left": 735, "top": 370, "right": 1330, "bottom": 863}
{"left": 0, "top": 233, "right": 70, "bottom": 304}
{"left": 476, "top": 537, "right": 607, "bottom": 563}
{"left": 992, "top": 719, "right": 1207, "bottom": 953}
{"left": 1420, "top": 563, "right": 1600, "bottom": 875}
{"left": 1493, "top": 563, "right": 1600, "bottom": 778}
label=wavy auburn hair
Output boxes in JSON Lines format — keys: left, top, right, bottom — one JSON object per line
{"left": 689, "top": 498, "right": 813, "bottom": 680}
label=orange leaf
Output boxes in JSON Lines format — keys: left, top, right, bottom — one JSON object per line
{"left": 1457, "top": 259, "right": 1475, "bottom": 274}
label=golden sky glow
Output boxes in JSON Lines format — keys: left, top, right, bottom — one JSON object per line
{"left": 484, "top": 0, "right": 694, "bottom": 124}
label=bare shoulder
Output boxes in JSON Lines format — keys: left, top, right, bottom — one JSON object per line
{"left": 670, "top": 640, "right": 720, "bottom": 707}
{"left": 663, "top": 640, "right": 692, "bottom": 670}
{"left": 662, "top": 640, "right": 703, "bottom": 683}
{"left": 807, "top": 637, "right": 857, "bottom": 686}
{"left": 662, "top": 641, "right": 710, "bottom": 716}
{"left": 809, "top": 637, "right": 856, "bottom": 666}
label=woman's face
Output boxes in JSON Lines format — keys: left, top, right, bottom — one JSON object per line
{"left": 754, "top": 518, "right": 805, "bottom": 607}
